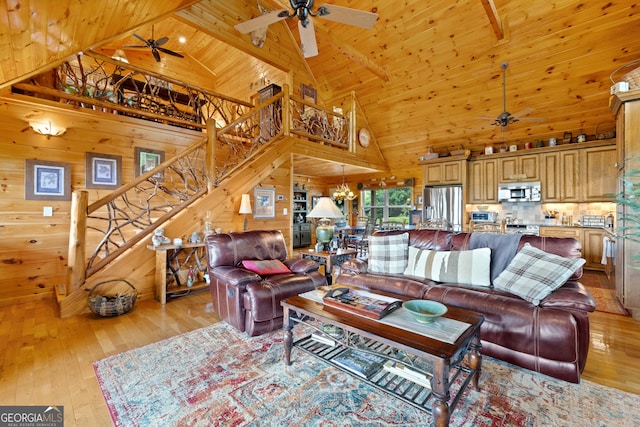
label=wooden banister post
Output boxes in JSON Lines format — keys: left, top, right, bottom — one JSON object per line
{"left": 350, "top": 90, "right": 357, "bottom": 152}
{"left": 206, "top": 118, "right": 217, "bottom": 190}
{"left": 282, "top": 84, "right": 290, "bottom": 136}
{"left": 67, "top": 190, "right": 88, "bottom": 293}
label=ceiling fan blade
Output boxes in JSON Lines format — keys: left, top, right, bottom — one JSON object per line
{"left": 298, "top": 19, "right": 318, "bottom": 58}
{"left": 132, "top": 33, "right": 150, "bottom": 46}
{"left": 158, "top": 47, "right": 184, "bottom": 58}
{"left": 123, "top": 45, "right": 148, "bottom": 49}
{"left": 154, "top": 36, "right": 169, "bottom": 47}
{"left": 512, "top": 107, "right": 535, "bottom": 117}
{"left": 234, "top": 10, "right": 287, "bottom": 34}
{"left": 318, "top": 4, "right": 378, "bottom": 29}
{"left": 517, "top": 117, "right": 547, "bottom": 123}
{"left": 151, "top": 48, "right": 161, "bottom": 62}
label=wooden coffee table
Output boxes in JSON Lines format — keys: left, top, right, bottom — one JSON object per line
{"left": 282, "top": 292, "right": 484, "bottom": 427}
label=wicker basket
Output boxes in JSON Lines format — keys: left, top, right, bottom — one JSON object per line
{"left": 88, "top": 279, "right": 137, "bottom": 317}
{"left": 610, "top": 59, "right": 640, "bottom": 89}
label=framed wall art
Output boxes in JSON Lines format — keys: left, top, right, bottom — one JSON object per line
{"left": 24, "top": 159, "right": 71, "bottom": 201}
{"left": 86, "top": 152, "right": 122, "bottom": 189}
{"left": 135, "top": 147, "right": 165, "bottom": 179}
{"left": 254, "top": 187, "right": 275, "bottom": 219}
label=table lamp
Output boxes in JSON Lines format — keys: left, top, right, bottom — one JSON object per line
{"left": 307, "top": 197, "right": 343, "bottom": 250}
{"left": 239, "top": 194, "right": 252, "bottom": 231}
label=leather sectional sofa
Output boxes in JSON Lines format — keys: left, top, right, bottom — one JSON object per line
{"left": 205, "top": 230, "right": 327, "bottom": 336}
{"left": 336, "top": 229, "right": 596, "bottom": 383}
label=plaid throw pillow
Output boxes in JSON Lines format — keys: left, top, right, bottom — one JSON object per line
{"left": 368, "top": 233, "right": 409, "bottom": 274}
{"left": 493, "top": 243, "right": 586, "bottom": 305}
{"left": 404, "top": 246, "right": 492, "bottom": 287}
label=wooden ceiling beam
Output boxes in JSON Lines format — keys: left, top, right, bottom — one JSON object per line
{"left": 479, "top": 0, "right": 505, "bottom": 41}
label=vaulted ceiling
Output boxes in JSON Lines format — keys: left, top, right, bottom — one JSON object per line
{"left": 2, "top": 0, "right": 639, "bottom": 176}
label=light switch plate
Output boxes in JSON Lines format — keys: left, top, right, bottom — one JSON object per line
{"left": 43, "top": 206, "right": 53, "bottom": 216}
{"left": 283, "top": 208, "right": 288, "bottom": 215}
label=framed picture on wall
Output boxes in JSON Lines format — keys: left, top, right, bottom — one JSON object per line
{"left": 311, "top": 195, "right": 322, "bottom": 209}
{"left": 254, "top": 187, "right": 275, "bottom": 218}
{"left": 86, "top": 152, "right": 122, "bottom": 189}
{"left": 409, "top": 209, "right": 422, "bottom": 226}
{"left": 135, "top": 147, "right": 165, "bottom": 179}
{"left": 24, "top": 159, "right": 71, "bottom": 200}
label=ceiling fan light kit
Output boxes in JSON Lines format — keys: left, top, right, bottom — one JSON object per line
{"left": 235, "top": 1, "right": 378, "bottom": 58}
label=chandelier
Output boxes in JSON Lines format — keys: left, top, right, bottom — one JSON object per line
{"left": 333, "top": 166, "right": 357, "bottom": 201}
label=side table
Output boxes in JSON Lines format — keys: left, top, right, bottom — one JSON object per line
{"left": 147, "top": 242, "right": 209, "bottom": 304}
{"left": 300, "top": 249, "right": 356, "bottom": 285}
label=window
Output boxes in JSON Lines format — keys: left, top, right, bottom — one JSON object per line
{"left": 361, "top": 187, "right": 412, "bottom": 224}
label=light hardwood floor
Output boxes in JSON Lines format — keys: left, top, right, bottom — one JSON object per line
{"left": 0, "top": 275, "right": 638, "bottom": 426}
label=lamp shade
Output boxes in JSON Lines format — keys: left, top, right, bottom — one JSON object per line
{"left": 307, "top": 197, "right": 343, "bottom": 219}
{"left": 239, "top": 194, "right": 252, "bottom": 214}
{"left": 307, "top": 197, "right": 343, "bottom": 246}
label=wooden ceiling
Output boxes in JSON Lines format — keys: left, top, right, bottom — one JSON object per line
{"left": 1, "top": 0, "right": 639, "bottom": 178}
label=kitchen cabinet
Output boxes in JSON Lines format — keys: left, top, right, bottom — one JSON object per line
{"left": 583, "top": 228, "right": 606, "bottom": 271}
{"left": 423, "top": 159, "right": 466, "bottom": 185}
{"left": 610, "top": 89, "right": 640, "bottom": 316}
{"left": 581, "top": 146, "right": 617, "bottom": 201}
{"left": 468, "top": 159, "right": 497, "bottom": 203}
{"left": 539, "top": 226, "right": 605, "bottom": 271}
{"left": 498, "top": 154, "right": 539, "bottom": 182}
{"left": 540, "top": 151, "right": 580, "bottom": 202}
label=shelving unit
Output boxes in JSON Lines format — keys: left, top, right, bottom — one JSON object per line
{"left": 293, "top": 189, "right": 312, "bottom": 248}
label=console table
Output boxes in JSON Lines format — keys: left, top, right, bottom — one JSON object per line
{"left": 147, "top": 242, "right": 209, "bottom": 304}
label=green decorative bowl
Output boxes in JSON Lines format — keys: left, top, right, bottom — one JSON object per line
{"left": 403, "top": 300, "right": 447, "bottom": 323}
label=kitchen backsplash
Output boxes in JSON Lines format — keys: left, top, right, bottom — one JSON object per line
{"left": 467, "top": 202, "right": 616, "bottom": 226}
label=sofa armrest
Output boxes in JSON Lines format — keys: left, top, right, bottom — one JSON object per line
{"left": 340, "top": 258, "right": 369, "bottom": 275}
{"left": 538, "top": 281, "right": 596, "bottom": 312}
{"left": 209, "top": 266, "right": 261, "bottom": 287}
{"left": 283, "top": 258, "right": 321, "bottom": 274}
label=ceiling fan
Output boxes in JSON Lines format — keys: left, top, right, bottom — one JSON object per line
{"left": 234, "top": 1, "right": 378, "bottom": 58}
{"left": 124, "top": 25, "right": 184, "bottom": 62}
{"left": 481, "top": 62, "right": 546, "bottom": 127}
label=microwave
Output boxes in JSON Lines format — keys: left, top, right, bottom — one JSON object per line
{"left": 498, "top": 182, "right": 541, "bottom": 202}
{"left": 471, "top": 211, "right": 497, "bottom": 222}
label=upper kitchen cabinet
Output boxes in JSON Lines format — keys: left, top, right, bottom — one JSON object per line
{"left": 498, "top": 154, "right": 539, "bottom": 183}
{"left": 468, "top": 159, "right": 498, "bottom": 203}
{"left": 581, "top": 146, "right": 617, "bottom": 201}
{"left": 540, "top": 151, "right": 580, "bottom": 202}
{"left": 423, "top": 158, "right": 467, "bottom": 185}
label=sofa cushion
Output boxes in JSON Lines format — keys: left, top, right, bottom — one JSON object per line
{"left": 241, "top": 259, "right": 291, "bottom": 275}
{"left": 404, "top": 246, "right": 492, "bottom": 287}
{"left": 493, "top": 243, "right": 586, "bottom": 305}
{"left": 368, "top": 232, "right": 409, "bottom": 274}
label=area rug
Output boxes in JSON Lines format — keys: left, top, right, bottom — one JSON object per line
{"left": 588, "top": 287, "right": 628, "bottom": 316}
{"left": 94, "top": 322, "right": 640, "bottom": 427}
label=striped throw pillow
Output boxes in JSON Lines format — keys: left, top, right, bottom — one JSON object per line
{"left": 368, "top": 233, "right": 409, "bottom": 274}
{"left": 404, "top": 246, "right": 492, "bottom": 287}
{"left": 493, "top": 243, "right": 586, "bottom": 305}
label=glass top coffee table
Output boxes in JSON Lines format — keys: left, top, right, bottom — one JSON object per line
{"left": 282, "top": 290, "right": 484, "bottom": 427}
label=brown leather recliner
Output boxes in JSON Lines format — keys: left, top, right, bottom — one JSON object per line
{"left": 205, "top": 230, "right": 326, "bottom": 336}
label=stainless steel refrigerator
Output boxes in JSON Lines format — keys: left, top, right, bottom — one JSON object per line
{"left": 422, "top": 185, "right": 463, "bottom": 232}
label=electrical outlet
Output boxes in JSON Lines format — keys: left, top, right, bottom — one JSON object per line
{"left": 43, "top": 206, "right": 53, "bottom": 216}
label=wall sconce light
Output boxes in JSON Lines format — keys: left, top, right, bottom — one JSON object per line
{"left": 111, "top": 49, "right": 129, "bottom": 63}
{"left": 29, "top": 121, "right": 67, "bottom": 138}
{"left": 239, "top": 194, "right": 252, "bottom": 231}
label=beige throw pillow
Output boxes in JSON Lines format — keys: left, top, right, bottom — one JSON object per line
{"left": 404, "top": 246, "right": 492, "bottom": 287}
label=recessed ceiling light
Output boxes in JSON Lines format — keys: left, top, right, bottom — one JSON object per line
{"left": 178, "top": 36, "right": 186, "bottom": 44}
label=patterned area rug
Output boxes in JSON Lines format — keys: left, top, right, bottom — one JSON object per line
{"left": 94, "top": 322, "right": 640, "bottom": 426}
{"left": 588, "top": 287, "right": 628, "bottom": 316}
